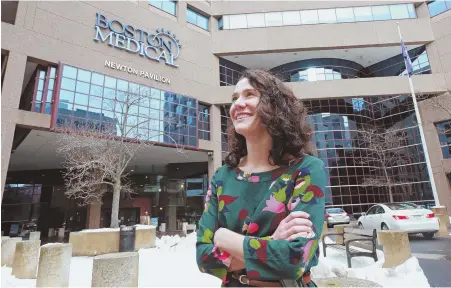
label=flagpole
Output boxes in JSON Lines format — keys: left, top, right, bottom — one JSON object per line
{"left": 397, "top": 22, "right": 440, "bottom": 207}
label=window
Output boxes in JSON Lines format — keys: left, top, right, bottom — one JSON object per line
{"left": 318, "top": 9, "right": 337, "bottom": 24}
{"left": 149, "top": 0, "right": 176, "bottom": 16}
{"left": 218, "top": 3, "right": 416, "bottom": 30}
{"left": 282, "top": 11, "right": 301, "bottom": 25}
{"left": 371, "top": 6, "right": 391, "bottom": 20}
{"left": 247, "top": 13, "right": 265, "bottom": 28}
{"left": 187, "top": 8, "right": 209, "bottom": 30}
{"left": 198, "top": 104, "right": 210, "bottom": 140}
{"left": 264, "top": 12, "right": 283, "bottom": 27}
{"left": 436, "top": 120, "right": 451, "bottom": 159}
{"left": 1, "top": 1, "right": 18, "bottom": 25}
{"left": 354, "top": 7, "right": 373, "bottom": 22}
{"left": 300, "top": 10, "right": 319, "bottom": 24}
{"left": 428, "top": 1, "right": 451, "bottom": 17}
{"left": 336, "top": 8, "right": 355, "bottom": 23}
{"left": 56, "top": 64, "right": 199, "bottom": 147}
{"left": 389, "top": 4, "right": 410, "bottom": 20}
{"left": 229, "top": 14, "right": 247, "bottom": 29}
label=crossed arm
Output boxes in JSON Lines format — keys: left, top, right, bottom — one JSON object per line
{"left": 196, "top": 161, "right": 326, "bottom": 281}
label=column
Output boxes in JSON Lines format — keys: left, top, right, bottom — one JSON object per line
{"left": 177, "top": 1, "right": 187, "bottom": 25}
{"left": 208, "top": 105, "right": 223, "bottom": 182}
{"left": 1, "top": 52, "right": 27, "bottom": 199}
{"left": 86, "top": 201, "right": 101, "bottom": 229}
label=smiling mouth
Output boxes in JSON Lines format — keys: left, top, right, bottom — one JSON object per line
{"left": 236, "top": 114, "right": 251, "bottom": 121}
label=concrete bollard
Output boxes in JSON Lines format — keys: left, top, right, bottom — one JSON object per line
{"left": 431, "top": 206, "right": 449, "bottom": 237}
{"left": 48, "top": 228, "right": 55, "bottom": 238}
{"left": 321, "top": 221, "right": 328, "bottom": 241}
{"left": 36, "top": 243, "right": 72, "bottom": 287}
{"left": 58, "top": 228, "right": 65, "bottom": 238}
{"left": 29, "top": 231, "right": 41, "bottom": 240}
{"left": 91, "top": 252, "right": 139, "bottom": 287}
{"left": 377, "top": 230, "right": 411, "bottom": 268}
{"left": 333, "top": 224, "right": 351, "bottom": 245}
{"left": 12, "top": 240, "right": 41, "bottom": 279}
{"left": 1, "top": 237, "right": 22, "bottom": 267}
{"left": 135, "top": 226, "right": 156, "bottom": 250}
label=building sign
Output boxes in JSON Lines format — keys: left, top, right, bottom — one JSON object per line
{"left": 104, "top": 60, "right": 171, "bottom": 84}
{"left": 94, "top": 12, "right": 181, "bottom": 67}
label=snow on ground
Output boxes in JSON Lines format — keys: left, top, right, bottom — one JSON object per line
{"left": 313, "top": 238, "right": 429, "bottom": 287}
{"left": 1, "top": 234, "right": 429, "bottom": 287}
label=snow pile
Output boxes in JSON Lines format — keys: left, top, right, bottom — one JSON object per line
{"left": 134, "top": 225, "right": 156, "bottom": 230}
{"left": 78, "top": 227, "right": 120, "bottom": 233}
{"left": 1, "top": 234, "right": 428, "bottom": 287}
{"left": 312, "top": 238, "right": 430, "bottom": 287}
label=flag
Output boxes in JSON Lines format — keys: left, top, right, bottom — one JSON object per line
{"left": 401, "top": 39, "right": 413, "bottom": 76}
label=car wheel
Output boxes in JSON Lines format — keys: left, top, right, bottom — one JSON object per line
{"left": 381, "top": 223, "right": 389, "bottom": 230}
{"left": 358, "top": 222, "right": 364, "bottom": 229}
{"left": 422, "top": 232, "right": 435, "bottom": 240}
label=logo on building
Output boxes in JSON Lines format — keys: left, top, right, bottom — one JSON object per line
{"left": 94, "top": 12, "right": 181, "bottom": 67}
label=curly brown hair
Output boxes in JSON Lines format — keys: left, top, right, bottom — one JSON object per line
{"left": 224, "top": 69, "right": 313, "bottom": 168}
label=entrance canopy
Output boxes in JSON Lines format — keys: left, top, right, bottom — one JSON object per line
{"left": 8, "top": 130, "right": 208, "bottom": 173}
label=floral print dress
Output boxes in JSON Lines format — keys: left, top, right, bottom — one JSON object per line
{"left": 196, "top": 155, "right": 326, "bottom": 287}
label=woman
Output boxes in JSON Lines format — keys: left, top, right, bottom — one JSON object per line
{"left": 196, "top": 69, "right": 326, "bottom": 287}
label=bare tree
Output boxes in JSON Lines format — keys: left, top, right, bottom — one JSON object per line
{"left": 55, "top": 87, "right": 185, "bottom": 228}
{"left": 358, "top": 126, "right": 410, "bottom": 203}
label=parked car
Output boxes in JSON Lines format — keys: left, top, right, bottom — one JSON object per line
{"left": 325, "top": 207, "right": 350, "bottom": 227}
{"left": 357, "top": 203, "right": 439, "bottom": 239}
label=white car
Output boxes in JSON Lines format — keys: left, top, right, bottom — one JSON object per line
{"left": 325, "top": 207, "right": 350, "bottom": 227}
{"left": 357, "top": 203, "right": 440, "bottom": 239}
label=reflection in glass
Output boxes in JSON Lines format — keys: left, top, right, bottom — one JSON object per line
{"left": 265, "top": 12, "right": 283, "bottom": 26}
{"left": 428, "top": 1, "right": 449, "bottom": 17}
{"left": 63, "top": 66, "right": 77, "bottom": 79}
{"left": 55, "top": 65, "right": 199, "bottom": 147}
{"left": 300, "top": 10, "right": 319, "bottom": 24}
{"left": 219, "top": 3, "right": 415, "bottom": 30}
{"left": 318, "top": 9, "right": 337, "bottom": 23}
{"left": 91, "top": 73, "right": 104, "bottom": 86}
{"left": 61, "top": 78, "right": 76, "bottom": 91}
{"left": 76, "top": 81, "right": 90, "bottom": 94}
{"left": 389, "top": 4, "right": 409, "bottom": 20}
{"left": 336, "top": 8, "right": 355, "bottom": 22}
{"left": 371, "top": 5, "right": 391, "bottom": 20}
{"left": 77, "top": 69, "right": 91, "bottom": 82}
{"left": 247, "top": 13, "right": 266, "bottom": 27}
{"left": 354, "top": 7, "right": 373, "bottom": 21}
{"left": 60, "top": 90, "right": 75, "bottom": 103}
{"left": 229, "top": 14, "right": 247, "bottom": 29}
{"left": 282, "top": 11, "right": 301, "bottom": 25}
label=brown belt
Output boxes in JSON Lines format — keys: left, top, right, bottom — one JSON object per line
{"left": 231, "top": 271, "right": 312, "bottom": 287}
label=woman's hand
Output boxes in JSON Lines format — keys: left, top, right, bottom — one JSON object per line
{"left": 271, "top": 211, "right": 313, "bottom": 242}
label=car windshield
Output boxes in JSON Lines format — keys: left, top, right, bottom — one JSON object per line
{"left": 386, "top": 203, "right": 420, "bottom": 210}
{"left": 326, "top": 208, "right": 344, "bottom": 213}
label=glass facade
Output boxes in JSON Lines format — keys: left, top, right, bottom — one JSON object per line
{"left": 1, "top": 184, "right": 44, "bottom": 236}
{"left": 187, "top": 7, "right": 209, "bottom": 30}
{"left": 33, "top": 67, "right": 57, "bottom": 114}
{"left": 272, "top": 46, "right": 430, "bottom": 83}
{"left": 149, "top": 0, "right": 177, "bottom": 16}
{"left": 220, "top": 95, "right": 435, "bottom": 215}
{"left": 198, "top": 103, "right": 210, "bottom": 140}
{"left": 219, "top": 58, "right": 246, "bottom": 86}
{"left": 55, "top": 64, "right": 199, "bottom": 147}
{"left": 219, "top": 4, "right": 416, "bottom": 30}
{"left": 436, "top": 120, "right": 451, "bottom": 159}
{"left": 428, "top": 1, "right": 451, "bottom": 17}
{"left": 220, "top": 46, "right": 430, "bottom": 86}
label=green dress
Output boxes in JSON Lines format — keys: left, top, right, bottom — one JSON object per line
{"left": 196, "top": 155, "right": 326, "bottom": 286}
